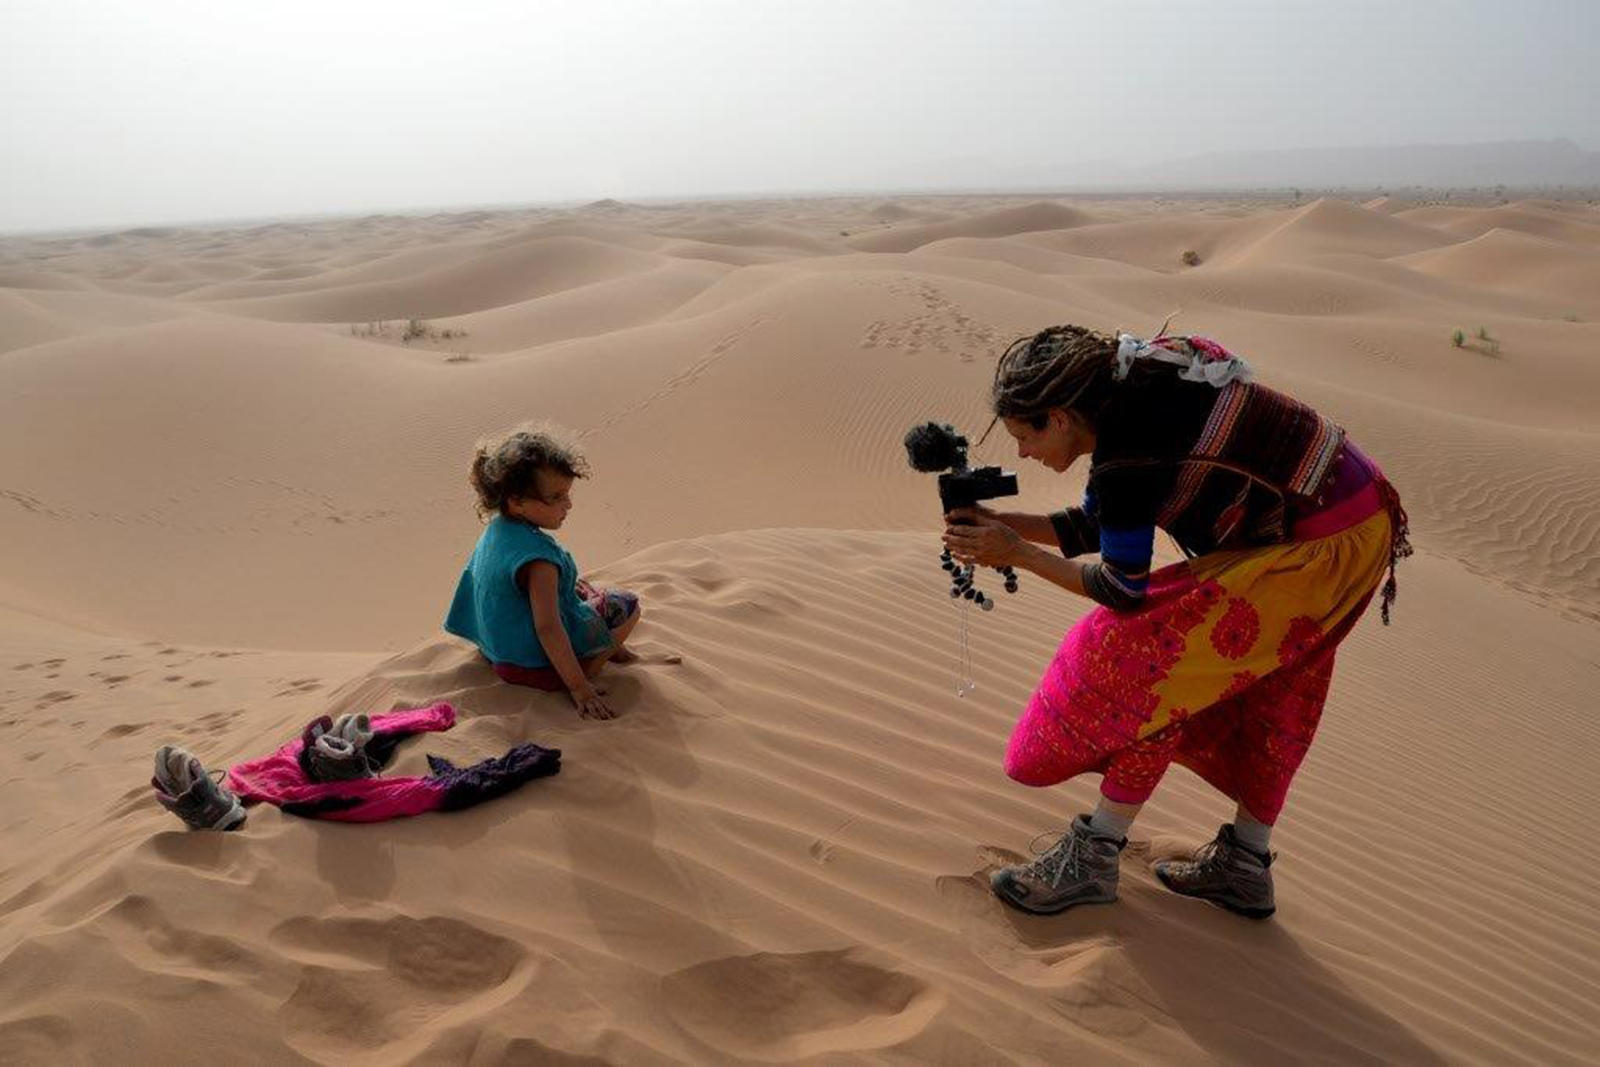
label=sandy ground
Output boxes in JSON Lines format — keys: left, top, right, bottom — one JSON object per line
{"left": 1, "top": 192, "right": 1597, "bottom": 1064}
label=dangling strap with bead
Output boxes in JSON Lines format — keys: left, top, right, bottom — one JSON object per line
{"left": 938, "top": 547, "right": 1021, "bottom": 695}
{"left": 1375, "top": 476, "right": 1412, "bottom": 625}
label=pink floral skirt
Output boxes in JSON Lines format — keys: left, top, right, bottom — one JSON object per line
{"left": 1005, "top": 501, "right": 1393, "bottom": 823}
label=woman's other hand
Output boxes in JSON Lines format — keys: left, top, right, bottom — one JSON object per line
{"left": 944, "top": 503, "right": 997, "bottom": 524}
{"left": 943, "top": 513, "right": 1026, "bottom": 568}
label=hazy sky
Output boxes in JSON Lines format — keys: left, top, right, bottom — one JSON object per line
{"left": 4, "top": 0, "right": 1597, "bottom": 231}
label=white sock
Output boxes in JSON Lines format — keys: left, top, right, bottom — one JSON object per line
{"left": 1232, "top": 811, "right": 1272, "bottom": 854}
{"left": 1088, "top": 802, "right": 1135, "bottom": 841}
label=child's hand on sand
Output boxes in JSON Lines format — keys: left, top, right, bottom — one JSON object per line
{"left": 572, "top": 683, "right": 617, "bottom": 720}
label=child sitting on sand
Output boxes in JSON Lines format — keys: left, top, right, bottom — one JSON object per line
{"left": 445, "top": 425, "right": 669, "bottom": 719}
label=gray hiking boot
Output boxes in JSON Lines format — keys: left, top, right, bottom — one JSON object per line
{"left": 1154, "top": 823, "right": 1276, "bottom": 919}
{"left": 990, "top": 814, "right": 1125, "bottom": 915}
{"left": 152, "top": 745, "right": 246, "bottom": 831}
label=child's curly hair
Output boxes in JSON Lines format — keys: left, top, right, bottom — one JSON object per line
{"left": 469, "top": 424, "right": 589, "bottom": 518}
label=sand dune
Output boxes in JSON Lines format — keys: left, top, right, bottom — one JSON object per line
{"left": 910, "top": 236, "right": 1153, "bottom": 278}
{"left": 1014, "top": 213, "right": 1241, "bottom": 272}
{"left": 1213, "top": 198, "right": 1453, "bottom": 265}
{"left": 1361, "top": 196, "right": 1422, "bottom": 214}
{"left": 0, "top": 287, "right": 197, "bottom": 354}
{"left": 1293, "top": 252, "right": 1584, "bottom": 321}
{"left": 2, "top": 193, "right": 1598, "bottom": 1064}
{"left": 0, "top": 291, "right": 83, "bottom": 353}
{"left": 847, "top": 201, "right": 1097, "bottom": 253}
{"left": 1400, "top": 228, "right": 1600, "bottom": 313}
{"left": 1397, "top": 201, "right": 1600, "bottom": 246}
{"left": 0, "top": 533, "right": 1595, "bottom": 1063}
{"left": 176, "top": 242, "right": 496, "bottom": 301}
{"left": 208, "top": 236, "right": 671, "bottom": 323}
{"left": 868, "top": 200, "right": 942, "bottom": 223}
{"left": 659, "top": 223, "right": 842, "bottom": 255}
{"left": 413, "top": 259, "right": 733, "bottom": 354}
{"left": 657, "top": 238, "right": 792, "bottom": 267}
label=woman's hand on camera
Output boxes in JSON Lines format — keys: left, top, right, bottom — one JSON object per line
{"left": 943, "top": 512, "right": 1026, "bottom": 568}
{"left": 944, "top": 503, "right": 997, "bottom": 524}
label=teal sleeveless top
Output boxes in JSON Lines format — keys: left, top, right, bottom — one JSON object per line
{"left": 444, "top": 516, "right": 612, "bottom": 669}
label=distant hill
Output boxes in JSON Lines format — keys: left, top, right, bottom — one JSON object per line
{"left": 1135, "top": 139, "right": 1600, "bottom": 189}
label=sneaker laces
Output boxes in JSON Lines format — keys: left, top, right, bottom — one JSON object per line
{"left": 1024, "top": 828, "right": 1084, "bottom": 888}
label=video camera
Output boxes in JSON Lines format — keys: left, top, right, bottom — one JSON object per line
{"left": 903, "top": 421, "right": 1021, "bottom": 610}
{"left": 903, "top": 421, "right": 1019, "bottom": 516}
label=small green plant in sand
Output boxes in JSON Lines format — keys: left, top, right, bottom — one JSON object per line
{"left": 350, "top": 319, "right": 468, "bottom": 344}
{"left": 1453, "top": 326, "right": 1501, "bottom": 355}
{"left": 1562, "top": 312, "right": 1580, "bottom": 323}
{"left": 1181, "top": 249, "right": 1202, "bottom": 267}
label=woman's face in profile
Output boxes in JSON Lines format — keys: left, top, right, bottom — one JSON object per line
{"left": 1002, "top": 410, "right": 1095, "bottom": 473}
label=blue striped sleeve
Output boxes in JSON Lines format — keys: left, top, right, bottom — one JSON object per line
{"left": 1083, "top": 524, "right": 1155, "bottom": 611}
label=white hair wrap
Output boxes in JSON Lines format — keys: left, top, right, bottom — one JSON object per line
{"left": 1113, "top": 333, "right": 1251, "bottom": 388}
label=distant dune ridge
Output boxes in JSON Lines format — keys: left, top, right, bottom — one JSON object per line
{"left": 1, "top": 191, "right": 1598, "bottom": 1064}
{"left": 1146, "top": 138, "right": 1600, "bottom": 189}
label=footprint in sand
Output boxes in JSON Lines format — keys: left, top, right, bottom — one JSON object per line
{"left": 272, "top": 914, "right": 527, "bottom": 1058}
{"left": 0, "top": 1015, "right": 74, "bottom": 1062}
{"left": 661, "top": 949, "right": 942, "bottom": 1061}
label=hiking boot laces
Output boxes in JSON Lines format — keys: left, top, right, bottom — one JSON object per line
{"left": 1188, "top": 834, "right": 1267, "bottom": 891}
{"left": 1024, "top": 828, "right": 1084, "bottom": 888}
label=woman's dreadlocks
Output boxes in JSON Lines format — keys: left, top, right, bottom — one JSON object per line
{"left": 985, "top": 324, "right": 1121, "bottom": 439}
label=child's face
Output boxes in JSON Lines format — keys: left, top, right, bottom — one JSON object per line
{"left": 507, "top": 470, "right": 575, "bottom": 529}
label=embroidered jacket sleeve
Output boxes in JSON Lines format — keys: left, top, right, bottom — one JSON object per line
{"left": 1080, "top": 468, "right": 1165, "bottom": 612}
{"left": 1048, "top": 495, "right": 1100, "bottom": 558}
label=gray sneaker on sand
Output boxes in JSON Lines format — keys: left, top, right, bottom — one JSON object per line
{"left": 990, "top": 814, "right": 1126, "bottom": 915}
{"left": 1154, "top": 823, "right": 1276, "bottom": 919}
{"left": 304, "top": 713, "right": 376, "bottom": 782}
{"left": 152, "top": 745, "right": 246, "bottom": 831}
